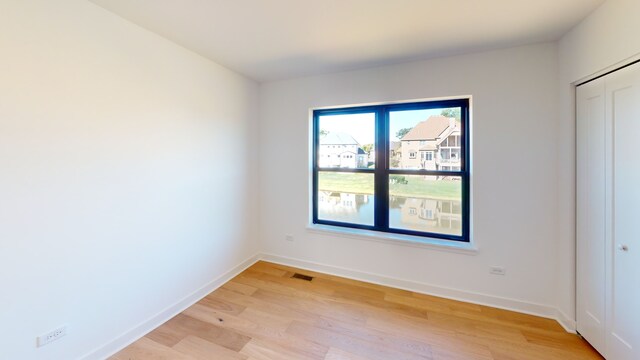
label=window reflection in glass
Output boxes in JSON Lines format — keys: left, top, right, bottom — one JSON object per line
{"left": 389, "top": 175, "right": 462, "bottom": 236}
{"left": 317, "top": 172, "right": 374, "bottom": 226}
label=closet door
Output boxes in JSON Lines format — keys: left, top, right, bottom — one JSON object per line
{"left": 576, "top": 78, "right": 606, "bottom": 354}
{"left": 606, "top": 64, "right": 640, "bottom": 360}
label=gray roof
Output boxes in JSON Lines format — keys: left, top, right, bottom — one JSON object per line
{"left": 320, "top": 132, "right": 360, "bottom": 145}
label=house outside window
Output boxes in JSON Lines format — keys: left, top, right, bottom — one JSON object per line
{"left": 312, "top": 98, "right": 470, "bottom": 242}
{"left": 318, "top": 132, "right": 368, "bottom": 168}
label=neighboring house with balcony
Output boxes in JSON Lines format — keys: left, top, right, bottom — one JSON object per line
{"left": 319, "top": 132, "right": 368, "bottom": 168}
{"left": 399, "top": 115, "right": 461, "bottom": 171}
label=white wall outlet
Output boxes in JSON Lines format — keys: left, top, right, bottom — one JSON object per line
{"left": 490, "top": 266, "right": 506, "bottom": 275}
{"left": 37, "top": 325, "right": 67, "bottom": 347}
{"left": 285, "top": 234, "right": 294, "bottom": 242}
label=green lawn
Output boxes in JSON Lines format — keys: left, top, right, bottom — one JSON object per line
{"left": 318, "top": 172, "right": 461, "bottom": 200}
{"left": 318, "top": 172, "right": 374, "bottom": 194}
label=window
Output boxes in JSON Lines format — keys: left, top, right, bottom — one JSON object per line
{"left": 313, "top": 99, "right": 470, "bottom": 242}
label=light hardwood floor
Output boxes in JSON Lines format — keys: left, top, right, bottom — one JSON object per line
{"left": 111, "top": 261, "right": 602, "bottom": 360}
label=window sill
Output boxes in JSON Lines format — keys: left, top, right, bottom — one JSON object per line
{"left": 306, "top": 224, "right": 478, "bottom": 255}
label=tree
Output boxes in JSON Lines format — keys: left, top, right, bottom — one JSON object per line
{"left": 361, "top": 144, "right": 374, "bottom": 154}
{"left": 396, "top": 127, "right": 412, "bottom": 139}
{"left": 320, "top": 129, "right": 329, "bottom": 136}
{"left": 441, "top": 108, "right": 461, "bottom": 121}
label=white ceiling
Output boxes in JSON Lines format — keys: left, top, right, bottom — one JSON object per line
{"left": 89, "top": 0, "right": 604, "bottom": 82}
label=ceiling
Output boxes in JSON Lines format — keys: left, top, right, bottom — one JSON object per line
{"left": 89, "top": 0, "right": 604, "bottom": 82}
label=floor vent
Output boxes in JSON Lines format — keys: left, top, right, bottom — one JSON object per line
{"left": 291, "top": 273, "right": 314, "bottom": 281}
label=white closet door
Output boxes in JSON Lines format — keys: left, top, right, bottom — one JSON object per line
{"left": 576, "top": 78, "right": 607, "bottom": 354}
{"left": 606, "top": 64, "right": 640, "bottom": 360}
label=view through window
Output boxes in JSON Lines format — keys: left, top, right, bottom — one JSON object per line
{"left": 312, "top": 99, "right": 469, "bottom": 242}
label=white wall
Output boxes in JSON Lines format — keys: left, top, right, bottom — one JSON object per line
{"left": 559, "top": 0, "right": 640, "bottom": 83}
{"left": 4, "top": 2, "right": 636, "bottom": 356}
{"left": 258, "top": 43, "right": 561, "bottom": 318}
{"left": 556, "top": 0, "right": 640, "bottom": 329}
{"left": 0, "top": 1, "right": 259, "bottom": 359}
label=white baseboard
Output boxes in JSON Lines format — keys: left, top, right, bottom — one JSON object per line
{"left": 555, "top": 309, "right": 577, "bottom": 333}
{"left": 80, "top": 253, "right": 261, "bottom": 360}
{"left": 261, "top": 253, "right": 577, "bottom": 333}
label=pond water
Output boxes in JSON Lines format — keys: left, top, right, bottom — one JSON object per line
{"left": 318, "top": 191, "right": 462, "bottom": 236}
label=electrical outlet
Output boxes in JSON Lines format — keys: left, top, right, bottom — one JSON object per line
{"left": 490, "top": 266, "right": 506, "bottom": 276}
{"left": 37, "top": 325, "right": 67, "bottom": 347}
{"left": 285, "top": 234, "right": 294, "bottom": 242}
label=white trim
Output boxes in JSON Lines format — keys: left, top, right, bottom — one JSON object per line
{"left": 310, "top": 95, "right": 473, "bottom": 111}
{"left": 573, "top": 53, "right": 640, "bottom": 85}
{"left": 261, "top": 253, "right": 576, "bottom": 332}
{"left": 555, "top": 308, "right": 577, "bottom": 333}
{"left": 307, "top": 224, "right": 478, "bottom": 255}
{"left": 308, "top": 95, "right": 475, "bottom": 250}
{"left": 80, "top": 253, "right": 261, "bottom": 360}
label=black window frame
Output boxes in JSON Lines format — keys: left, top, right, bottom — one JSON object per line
{"left": 312, "top": 99, "right": 470, "bottom": 242}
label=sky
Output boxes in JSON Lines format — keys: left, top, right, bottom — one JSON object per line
{"left": 319, "top": 108, "right": 447, "bottom": 145}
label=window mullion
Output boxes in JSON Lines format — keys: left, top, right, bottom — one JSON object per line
{"left": 312, "top": 111, "right": 319, "bottom": 224}
{"left": 316, "top": 168, "right": 375, "bottom": 174}
{"left": 374, "top": 108, "right": 389, "bottom": 230}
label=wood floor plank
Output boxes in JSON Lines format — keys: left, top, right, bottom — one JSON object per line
{"left": 520, "top": 328, "right": 595, "bottom": 351}
{"left": 366, "top": 311, "right": 494, "bottom": 359}
{"left": 241, "top": 269, "right": 336, "bottom": 297}
{"left": 111, "top": 261, "right": 603, "bottom": 360}
{"left": 237, "top": 306, "right": 293, "bottom": 331}
{"left": 323, "top": 347, "right": 371, "bottom": 360}
{"left": 197, "top": 295, "right": 246, "bottom": 316}
{"left": 251, "top": 288, "right": 370, "bottom": 326}
{"left": 255, "top": 262, "right": 412, "bottom": 297}
{"left": 329, "top": 287, "right": 432, "bottom": 320}
{"left": 146, "top": 313, "right": 250, "bottom": 351}
{"left": 431, "top": 345, "right": 494, "bottom": 360}
{"left": 306, "top": 316, "right": 435, "bottom": 358}
{"left": 287, "top": 320, "right": 433, "bottom": 360}
{"left": 222, "top": 281, "right": 258, "bottom": 296}
{"left": 111, "top": 337, "right": 195, "bottom": 360}
{"left": 183, "top": 302, "right": 329, "bottom": 359}
{"left": 312, "top": 276, "right": 388, "bottom": 300}
{"left": 240, "top": 338, "right": 320, "bottom": 360}
{"left": 209, "top": 287, "right": 322, "bottom": 324}
{"left": 172, "top": 335, "right": 248, "bottom": 360}
{"left": 247, "top": 261, "right": 290, "bottom": 277}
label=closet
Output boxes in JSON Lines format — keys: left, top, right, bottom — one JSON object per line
{"left": 577, "top": 62, "right": 640, "bottom": 360}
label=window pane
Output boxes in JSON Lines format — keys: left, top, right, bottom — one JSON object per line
{"left": 389, "top": 107, "right": 462, "bottom": 170}
{"left": 317, "top": 172, "right": 374, "bottom": 226}
{"left": 389, "top": 175, "right": 462, "bottom": 236}
{"left": 318, "top": 113, "right": 375, "bottom": 169}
